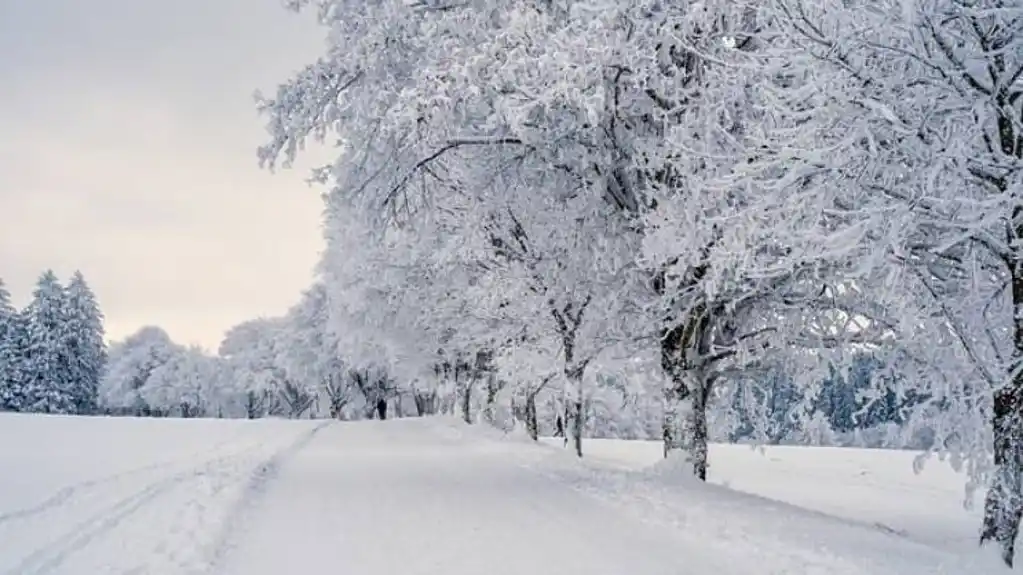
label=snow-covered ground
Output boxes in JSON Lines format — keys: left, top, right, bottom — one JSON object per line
{"left": 0, "top": 414, "right": 328, "bottom": 574}
{"left": 551, "top": 437, "right": 983, "bottom": 555}
{"left": 0, "top": 414, "right": 1008, "bottom": 574}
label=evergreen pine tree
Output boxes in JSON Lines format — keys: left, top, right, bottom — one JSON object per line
{"left": 22, "top": 270, "right": 75, "bottom": 414}
{"left": 64, "top": 271, "right": 106, "bottom": 415}
{"left": 4, "top": 310, "right": 31, "bottom": 411}
{"left": 0, "top": 278, "right": 22, "bottom": 410}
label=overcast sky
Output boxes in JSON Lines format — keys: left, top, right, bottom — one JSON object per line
{"left": 0, "top": 0, "right": 331, "bottom": 350}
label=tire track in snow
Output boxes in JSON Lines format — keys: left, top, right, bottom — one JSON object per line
{"left": 202, "top": 420, "right": 333, "bottom": 573}
{"left": 0, "top": 436, "right": 243, "bottom": 526}
{"left": 0, "top": 460, "right": 176, "bottom": 525}
{"left": 3, "top": 442, "right": 265, "bottom": 575}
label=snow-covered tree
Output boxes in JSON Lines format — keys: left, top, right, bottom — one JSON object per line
{"left": 102, "top": 327, "right": 238, "bottom": 418}
{"left": 0, "top": 278, "right": 23, "bottom": 411}
{"left": 259, "top": 2, "right": 664, "bottom": 456}
{"left": 768, "top": 0, "right": 1023, "bottom": 563}
{"left": 21, "top": 270, "right": 75, "bottom": 414}
{"left": 142, "top": 345, "right": 224, "bottom": 418}
{"left": 464, "top": 165, "right": 649, "bottom": 455}
{"left": 218, "top": 317, "right": 291, "bottom": 416}
{"left": 64, "top": 271, "right": 106, "bottom": 415}
{"left": 100, "top": 326, "right": 182, "bottom": 415}
{"left": 275, "top": 283, "right": 349, "bottom": 418}
{"left": 319, "top": 201, "right": 459, "bottom": 409}
{"left": 219, "top": 314, "right": 330, "bottom": 420}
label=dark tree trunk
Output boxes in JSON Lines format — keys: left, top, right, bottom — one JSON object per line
{"left": 263, "top": 388, "right": 284, "bottom": 417}
{"left": 280, "top": 381, "right": 314, "bottom": 419}
{"left": 525, "top": 391, "right": 540, "bottom": 441}
{"left": 563, "top": 404, "right": 571, "bottom": 448}
{"left": 660, "top": 293, "right": 714, "bottom": 480}
{"left": 572, "top": 395, "right": 584, "bottom": 458}
{"left": 980, "top": 267, "right": 1023, "bottom": 566}
{"left": 980, "top": 385, "right": 1023, "bottom": 566}
{"left": 325, "top": 373, "right": 351, "bottom": 420}
{"left": 689, "top": 372, "right": 711, "bottom": 481}
{"left": 328, "top": 396, "right": 347, "bottom": 419}
{"left": 663, "top": 375, "right": 682, "bottom": 458}
{"left": 551, "top": 298, "right": 591, "bottom": 458}
{"left": 483, "top": 376, "right": 505, "bottom": 425}
{"left": 459, "top": 363, "right": 473, "bottom": 424}
{"left": 460, "top": 384, "right": 472, "bottom": 424}
{"left": 414, "top": 391, "right": 437, "bottom": 416}
{"left": 565, "top": 363, "right": 587, "bottom": 457}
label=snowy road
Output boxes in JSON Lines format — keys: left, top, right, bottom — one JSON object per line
{"left": 0, "top": 414, "right": 1008, "bottom": 574}
{"left": 216, "top": 419, "right": 715, "bottom": 575}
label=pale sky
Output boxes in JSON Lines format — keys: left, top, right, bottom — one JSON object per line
{"left": 0, "top": 0, "right": 332, "bottom": 350}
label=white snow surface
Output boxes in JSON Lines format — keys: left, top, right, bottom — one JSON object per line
{"left": 0, "top": 414, "right": 1009, "bottom": 574}
{"left": 553, "top": 438, "right": 987, "bottom": 555}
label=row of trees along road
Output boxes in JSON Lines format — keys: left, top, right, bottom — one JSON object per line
{"left": 249, "top": 0, "right": 1023, "bottom": 566}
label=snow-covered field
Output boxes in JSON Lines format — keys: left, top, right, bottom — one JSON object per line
{"left": 0, "top": 414, "right": 328, "bottom": 574}
{"left": 0, "top": 414, "right": 1008, "bottom": 574}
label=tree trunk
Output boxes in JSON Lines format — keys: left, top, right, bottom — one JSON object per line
{"left": 413, "top": 391, "right": 436, "bottom": 416}
{"left": 566, "top": 367, "right": 585, "bottom": 457}
{"left": 437, "top": 362, "right": 456, "bottom": 415}
{"left": 660, "top": 304, "right": 713, "bottom": 480}
{"left": 980, "top": 385, "right": 1023, "bottom": 566}
{"left": 562, "top": 403, "right": 571, "bottom": 448}
{"left": 484, "top": 377, "right": 495, "bottom": 424}
{"left": 521, "top": 374, "right": 554, "bottom": 441}
{"left": 688, "top": 375, "right": 711, "bottom": 480}
{"left": 461, "top": 387, "right": 472, "bottom": 423}
{"left": 329, "top": 396, "right": 347, "bottom": 419}
{"left": 663, "top": 381, "right": 683, "bottom": 457}
{"left": 572, "top": 396, "right": 584, "bottom": 458}
{"left": 483, "top": 375, "right": 504, "bottom": 425}
{"left": 525, "top": 391, "right": 539, "bottom": 441}
{"left": 980, "top": 269, "right": 1023, "bottom": 566}
{"left": 662, "top": 367, "right": 712, "bottom": 480}
{"left": 244, "top": 392, "right": 255, "bottom": 419}
{"left": 459, "top": 370, "right": 473, "bottom": 424}
{"left": 550, "top": 298, "right": 591, "bottom": 457}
